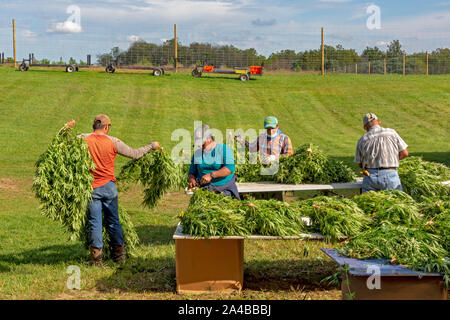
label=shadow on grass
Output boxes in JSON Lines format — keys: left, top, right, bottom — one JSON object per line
{"left": 244, "top": 258, "right": 339, "bottom": 291}
{"left": 0, "top": 244, "right": 86, "bottom": 266}
{"left": 331, "top": 152, "right": 450, "bottom": 168}
{"left": 134, "top": 224, "right": 177, "bottom": 246}
{"left": 95, "top": 255, "right": 338, "bottom": 294}
{"left": 96, "top": 256, "right": 176, "bottom": 293}
{"left": 409, "top": 152, "right": 450, "bottom": 166}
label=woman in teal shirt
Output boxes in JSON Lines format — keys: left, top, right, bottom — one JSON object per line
{"left": 188, "top": 125, "right": 240, "bottom": 200}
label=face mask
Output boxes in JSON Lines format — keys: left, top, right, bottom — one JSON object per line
{"left": 267, "top": 129, "right": 278, "bottom": 138}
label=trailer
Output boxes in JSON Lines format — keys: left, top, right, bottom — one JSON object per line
{"left": 18, "top": 54, "right": 93, "bottom": 72}
{"left": 191, "top": 64, "right": 264, "bottom": 82}
{"left": 105, "top": 56, "right": 169, "bottom": 76}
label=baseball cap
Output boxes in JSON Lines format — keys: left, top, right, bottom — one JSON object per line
{"left": 363, "top": 113, "right": 378, "bottom": 126}
{"left": 264, "top": 116, "right": 278, "bottom": 129}
{"left": 194, "top": 124, "right": 213, "bottom": 147}
{"left": 93, "top": 114, "right": 111, "bottom": 126}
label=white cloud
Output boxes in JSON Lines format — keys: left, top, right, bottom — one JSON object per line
{"left": 126, "top": 35, "right": 140, "bottom": 42}
{"left": 47, "top": 21, "right": 83, "bottom": 34}
{"left": 22, "top": 29, "right": 37, "bottom": 38}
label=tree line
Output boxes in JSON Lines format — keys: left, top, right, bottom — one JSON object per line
{"left": 20, "top": 39, "right": 450, "bottom": 74}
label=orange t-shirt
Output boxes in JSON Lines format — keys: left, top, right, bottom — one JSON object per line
{"left": 84, "top": 134, "right": 118, "bottom": 188}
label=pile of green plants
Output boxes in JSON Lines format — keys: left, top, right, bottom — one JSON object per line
{"left": 118, "top": 149, "right": 185, "bottom": 208}
{"left": 334, "top": 190, "right": 450, "bottom": 284}
{"left": 353, "top": 190, "right": 421, "bottom": 226}
{"left": 297, "top": 196, "right": 371, "bottom": 243}
{"left": 179, "top": 189, "right": 306, "bottom": 237}
{"left": 339, "top": 224, "right": 449, "bottom": 285}
{"left": 399, "top": 156, "right": 450, "bottom": 201}
{"left": 33, "top": 125, "right": 139, "bottom": 257}
{"left": 234, "top": 143, "right": 356, "bottom": 184}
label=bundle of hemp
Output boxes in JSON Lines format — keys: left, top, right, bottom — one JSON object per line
{"left": 419, "top": 196, "right": 450, "bottom": 251}
{"left": 275, "top": 144, "right": 356, "bottom": 184}
{"left": 118, "top": 149, "right": 185, "bottom": 208}
{"left": 179, "top": 189, "right": 306, "bottom": 237}
{"left": 243, "top": 199, "right": 307, "bottom": 236}
{"left": 399, "top": 157, "right": 450, "bottom": 201}
{"left": 33, "top": 125, "right": 139, "bottom": 256}
{"left": 33, "top": 125, "right": 95, "bottom": 239}
{"left": 180, "top": 189, "right": 249, "bottom": 237}
{"left": 296, "top": 196, "right": 371, "bottom": 243}
{"left": 338, "top": 224, "right": 449, "bottom": 285}
{"left": 234, "top": 143, "right": 356, "bottom": 184}
{"left": 353, "top": 190, "right": 422, "bottom": 226}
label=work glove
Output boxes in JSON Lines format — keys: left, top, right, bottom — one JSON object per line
{"left": 260, "top": 154, "right": 277, "bottom": 165}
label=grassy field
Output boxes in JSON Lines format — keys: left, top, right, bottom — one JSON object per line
{"left": 0, "top": 66, "right": 449, "bottom": 300}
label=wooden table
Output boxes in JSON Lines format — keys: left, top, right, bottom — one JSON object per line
{"left": 237, "top": 180, "right": 363, "bottom": 200}
{"left": 174, "top": 223, "right": 324, "bottom": 294}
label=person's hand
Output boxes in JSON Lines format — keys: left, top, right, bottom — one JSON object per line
{"left": 66, "top": 120, "right": 76, "bottom": 128}
{"left": 234, "top": 135, "right": 244, "bottom": 144}
{"left": 151, "top": 141, "right": 160, "bottom": 150}
{"left": 200, "top": 173, "right": 213, "bottom": 185}
{"left": 188, "top": 177, "right": 199, "bottom": 189}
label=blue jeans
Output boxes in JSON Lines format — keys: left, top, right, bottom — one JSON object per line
{"left": 87, "top": 181, "right": 124, "bottom": 249}
{"left": 362, "top": 169, "right": 403, "bottom": 193}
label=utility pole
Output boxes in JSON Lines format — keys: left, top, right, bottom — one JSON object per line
{"left": 13, "top": 19, "right": 17, "bottom": 68}
{"left": 321, "top": 28, "right": 325, "bottom": 75}
{"left": 174, "top": 24, "right": 178, "bottom": 73}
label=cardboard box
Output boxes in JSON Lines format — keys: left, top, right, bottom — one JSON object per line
{"left": 175, "top": 238, "right": 244, "bottom": 294}
{"left": 342, "top": 274, "right": 448, "bottom": 300}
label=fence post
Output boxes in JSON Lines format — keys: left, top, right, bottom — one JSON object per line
{"left": 321, "top": 27, "right": 325, "bottom": 75}
{"left": 13, "top": 19, "right": 17, "bottom": 68}
{"left": 355, "top": 63, "right": 358, "bottom": 75}
{"left": 368, "top": 61, "right": 371, "bottom": 75}
{"left": 426, "top": 51, "right": 429, "bottom": 76}
{"left": 174, "top": 24, "right": 178, "bottom": 73}
{"left": 403, "top": 55, "right": 406, "bottom": 76}
{"left": 384, "top": 58, "right": 386, "bottom": 75}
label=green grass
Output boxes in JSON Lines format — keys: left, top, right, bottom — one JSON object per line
{"left": 0, "top": 66, "right": 449, "bottom": 299}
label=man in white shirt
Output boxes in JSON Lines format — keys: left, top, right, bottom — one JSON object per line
{"left": 354, "top": 113, "right": 409, "bottom": 193}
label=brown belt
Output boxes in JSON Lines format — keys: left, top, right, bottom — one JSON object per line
{"left": 368, "top": 167, "right": 397, "bottom": 170}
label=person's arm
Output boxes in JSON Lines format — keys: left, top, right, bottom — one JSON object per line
{"left": 188, "top": 156, "right": 199, "bottom": 189}
{"left": 399, "top": 149, "right": 409, "bottom": 160}
{"left": 281, "top": 136, "right": 294, "bottom": 156}
{"left": 112, "top": 137, "right": 160, "bottom": 159}
{"left": 396, "top": 132, "right": 409, "bottom": 161}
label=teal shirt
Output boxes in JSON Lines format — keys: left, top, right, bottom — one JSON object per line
{"left": 188, "top": 144, "right": 236, "bottom": 186}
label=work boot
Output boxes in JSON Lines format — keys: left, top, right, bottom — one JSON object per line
{"left": 89, "top": 247, "right": 103, "bottom": 266}
{"left": 112, "top": 244, "right": 126, "bottom": 263}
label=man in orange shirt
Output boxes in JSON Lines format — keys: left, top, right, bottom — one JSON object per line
{"left": 66, "top": 115, "right": 160, "bottom": 264}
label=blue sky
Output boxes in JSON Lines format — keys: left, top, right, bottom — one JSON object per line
{"left": 0, "top": 0, "right": 449, "bottom": 61}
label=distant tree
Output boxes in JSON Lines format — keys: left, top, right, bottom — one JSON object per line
{"left": 362, "top": 46, "right": 385, "bottom": 61}
{"left": 69, "top": 57, "right": 77, "bottom": 65}
{"left": 387, "top": 40, "right": 404, "bottom": 58}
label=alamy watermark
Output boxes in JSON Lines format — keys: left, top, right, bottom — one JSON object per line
{"left": 366, "top": 4, "right": 381, "bottom": 30}
{"left": 66, "top": 265, "right": 81, "bottom": 290}
{"left": 366, "top": 265, "right": 381, "bottom": 290}
{"left": 170, "top": 121, "right": 281, "bottom": 175}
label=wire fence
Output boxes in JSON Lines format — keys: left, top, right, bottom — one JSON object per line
{"left": 2, "top": 44, "right": 450, "bottom": 75}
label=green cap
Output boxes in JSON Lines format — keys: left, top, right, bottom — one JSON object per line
{"left": 264, "top": 116, "right": 278, "bottom": 129}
